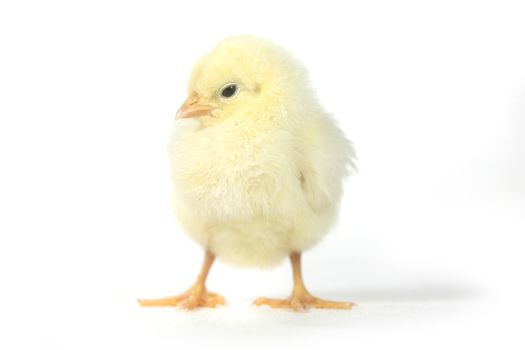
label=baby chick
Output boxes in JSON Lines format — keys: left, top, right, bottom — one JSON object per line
{"left": 139, "top": 36, "right": 355, "bottom": 311}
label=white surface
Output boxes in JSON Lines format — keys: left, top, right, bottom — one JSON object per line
{"left": 1, "top": 0, "right": 525, "bottom": 349}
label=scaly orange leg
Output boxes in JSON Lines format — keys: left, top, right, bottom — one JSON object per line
{"left": 138, "top": 250, "right": 226, "bottom": 309}
{"left": 253, "top": 252, "right": 354, "bottom": 311}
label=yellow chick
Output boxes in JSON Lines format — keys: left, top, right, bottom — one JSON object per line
{"left": 139, "top": 35, "right": 355, "bottom": 310}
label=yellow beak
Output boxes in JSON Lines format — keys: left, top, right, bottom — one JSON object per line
{"left": 175, "top": 92, "right": 213, "bottom": 120}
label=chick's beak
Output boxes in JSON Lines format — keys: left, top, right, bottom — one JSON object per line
{"left": 175, "top": 92, "right": 213, "bottom": 120}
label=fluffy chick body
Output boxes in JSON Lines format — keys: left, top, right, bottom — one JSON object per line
{"left": 169, "top": 36, "right": 354, "bottom": 268}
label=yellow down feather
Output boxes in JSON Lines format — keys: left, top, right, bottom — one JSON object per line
{"left": 169, "top": 35, "right": 355, "bottom": 268}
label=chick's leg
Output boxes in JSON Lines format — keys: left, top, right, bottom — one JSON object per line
{"left": 253, "top": 252, "right": 354, "bottom": 311}
{"left": 138, "top": 250, "right": 226, "bottom": 309}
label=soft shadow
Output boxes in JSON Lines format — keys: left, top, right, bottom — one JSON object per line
{"left": 134, "top": 283, "right": 484, "bottom": 337}
{"left": 324, "top": 283, "right": 481, "bottom": 303}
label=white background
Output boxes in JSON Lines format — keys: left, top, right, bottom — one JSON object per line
{"left": 1, "top": 0, "right": 524, "bottom": 349}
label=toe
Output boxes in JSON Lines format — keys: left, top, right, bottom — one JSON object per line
{"left": 138, "top": 294, "right": 188, "bottom": 307}
{"left": 252, "top": 297, "right": 271, "bottom": 306}
{"left": 253, "top": 297, "right": 287, "bottom": 308}
{"left": 139, "top": 290, "right": 226, "bottom": 309}
{"left": 206, "top": 292, "right": 227, "bottom": 307}
{"left": 311, "top": 298, "right": 355, "bottom": 310}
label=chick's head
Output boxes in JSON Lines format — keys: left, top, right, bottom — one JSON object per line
{"left": 176, "top": 36, "right": 311, "bottom": 127}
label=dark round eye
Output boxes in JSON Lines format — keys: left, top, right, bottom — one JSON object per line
{"left": 220, "top": 84, "right": 238, "bottom": 98}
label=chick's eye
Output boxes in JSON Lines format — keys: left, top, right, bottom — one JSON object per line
{"left": 219, "top": 84, "right": 238, "bottom": 98}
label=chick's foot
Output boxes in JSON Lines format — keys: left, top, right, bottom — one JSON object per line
{"left": 253, "top": 293, "right": 354, "bottom": 311}
{"left": 138, "top": 286, "right": 226, "bottom": 309}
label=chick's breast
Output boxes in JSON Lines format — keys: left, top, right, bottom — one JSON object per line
{"left": 169, "top": 111, "right": 353, "bottom": 268}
